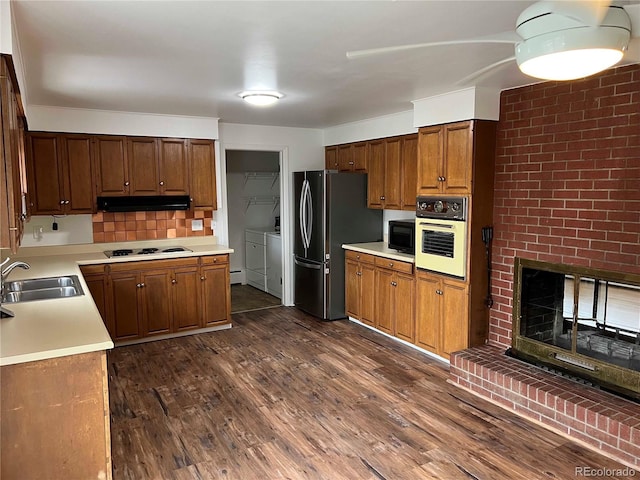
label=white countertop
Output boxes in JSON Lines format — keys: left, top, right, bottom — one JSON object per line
{"left": 0, "top": 237, "right": 233, "bottom": 366}
{"left": 342, "top": 242, "right": 415, "bottom": 263}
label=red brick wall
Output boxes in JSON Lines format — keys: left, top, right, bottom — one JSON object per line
{"left": 489, "top": 64, "right": 640, "bottom": 347}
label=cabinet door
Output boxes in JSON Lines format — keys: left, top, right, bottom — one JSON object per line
{"left": 374, "top": 268, "right": 394, "bottom": 334}
{"left": 201, "top": 264, "right": 230, "bottom": 326}
{"left": 159, "top": 138, "right": 189, "bottom": 195}
{"left": 140, "top": 269, "right": 172, "bottom": 336}
{"left": 246, "top": 240, "right": 266, "bottom": 274}
{"left": 394, "top": 272, "right": 415, "bottom": 342}
{"left": 172, "top": 267, "right": 201, "bottom": 331}
{"left": 353, "top": 142, "right": 368, "bottom": 172}
{"left": 62, "top": 134, "right": 95, "bottom": 213}
{"left": 417, "top": 126, "right": 442, "bottom": 195}
{"left": 337, "top": 144, "right": 353, "bottom": 171}
{"left": 443, "top": 121, "right": 473, "bottom": 194}
{"left": 128, "top": 137, "right": 159, "bottom": 195}
{"left": 94, "top": 136, "right": 129, "bottom": 196}
{"left": 109, "top": 272, "right": 141, "bottom": 340}
{"left": 415, "top": 271, "right": 440, "bottom": 353}
{"left": 383, "top": 137, "right": 402, "bottom": 210}
{"left": 189, "top": 139, "right": 217, "bottom": 209}
{"left": 400, "top": 134, "right": 418, "bottom": 211}
{"left": 360, "top": 262, "right": 376, "bottom": 327}
{"left": 82, "top": 273, "right": 111, "bottom": 335}
{"left": 325, "top": 146, "right": 338, "bottom": 170}
{"left": 367, "top": 140, "right": 385, "bottom": 209}
{"left": 345, "top": 259, "right": 360, "bottom": 319}
{"left": 26, "top": 133, "right": 65, "bottom": 214}
{"left": 440, "top": 280, "right": 469, "bottom": 359}
{"left": 266, "top": 234, "right": 282, "bottom": 299}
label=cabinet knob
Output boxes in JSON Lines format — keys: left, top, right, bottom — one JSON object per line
{"left": 357, "top": 271, "right": 362, "bottom": 276}
{"left": 64, "top": 200, "right": 70, "bottom": 205}
{"left": 171, "top": 279, "right": 177, "bottom": 284}
{"left": 356, "top": 255, "right": 360, "bottom": 260}
{"left": 380, "top": 196, "right": 385, "bottom": 200}
{"left": 59, "top": 200, "right": 65, "bottom": 205}
{"left": 200, "top": 276, "right": 206, "bottom": 281}
{"left": 160, "top": 181, "right": 165, "bottom": 186}
{"left": 136, "top": 283, "right": 143, "bottom": 288}
{"left": 391, "top": 281, "right": 397, "bottom": 287}
{"left": 388, "top": 262, "right": 393, "bottom": 268}
{"left": 124, "top": 181, "right": 130, "bottom": 187}
{"left": 436, "top": 289, "right": 443, "bottom": 295}
{"left": 349, "top": 161, "right": 354, "bottom": 165}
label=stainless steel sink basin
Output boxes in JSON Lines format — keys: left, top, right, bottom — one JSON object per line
{"left": 1, "top": 275, "right": 84, "bottom": 304}
{"left": 5, "top": 276, "right": 77, "bottom": 292}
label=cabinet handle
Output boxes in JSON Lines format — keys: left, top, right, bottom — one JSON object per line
{"left": 200, "top": 276, "right": 206, "bottom": 281}
{"left": 64, "top": 200, "right": 70, "bottom": 205}
{"left": 171, "top": 279, "right": 177, "bottom": 284}
{"left": 357, "top": 271, "right": 362, "bottom": 276}
{"left": 348, "top": 161, "right": 354, "bottom": 165}
{"left": 160, "top": 181, "right": 165, "bottom": 186}
{"left": 59, "top": 200, "right": 65, "bottom": 205}
{"left": 436, "top": 289, "right": 443, "bottom": 295}
{"left": 391, "top": 281, "right": 397, "bottom": 287}
{"left": 124, "top": 181, "right": 130, "bottom": 186}
{"left": 136, "top": 283, "right": 144, "bottom": 288}
{"left": 380, "top": 196, "right": 385, "bottom": 200}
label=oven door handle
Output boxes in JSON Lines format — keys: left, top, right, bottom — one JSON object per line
{"left": 419, "top": 222, "right": 454, "bottom": 229}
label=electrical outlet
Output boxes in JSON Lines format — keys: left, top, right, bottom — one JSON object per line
{"left": 191, "top": 219, "right": 203, "bottom": 231}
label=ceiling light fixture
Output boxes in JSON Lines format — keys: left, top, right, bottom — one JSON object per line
{"left": 515, "top": 4, "right": 631, "bottom": 81}
{"left": 239, "top": 91, "right": 283, "bottom": 106}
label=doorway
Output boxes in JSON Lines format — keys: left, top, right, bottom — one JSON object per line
{"left": 225, "top": 150, "right": 283, "bottom": 313}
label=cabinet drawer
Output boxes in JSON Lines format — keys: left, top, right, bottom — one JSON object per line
{"left": 246, "top": 269, "right": 266, "bottom": 290}
{"left": 109, "top": 257, "right": 198, "bottom": 272}
{"left": 245, "top": 231, "right": 266, "bottom": 245}
{"left": 200, "top": 254, "right": 229, "bottom": 265}
{"left": 374, "top": 256, "right": 413, "bottom": 274}
{"left": 80, "top": 264, "right": 107, "bottom": 275}
{"left": 345, "top": 250, "right": 375, "bottom": 264}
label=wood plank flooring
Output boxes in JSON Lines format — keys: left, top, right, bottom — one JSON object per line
{"left": 108, "top": 307, "right": 636, "bottom": 479}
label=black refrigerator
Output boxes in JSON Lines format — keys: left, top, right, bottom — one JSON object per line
{"left": 294, "top": 170, "right": 382, "bottom": 320}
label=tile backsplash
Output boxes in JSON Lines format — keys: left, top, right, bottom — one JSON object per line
{"left": 92, "top": 210, "right": 214, "bottom": 243}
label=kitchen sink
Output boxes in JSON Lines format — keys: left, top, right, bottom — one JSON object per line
{"left": 1, "top": 275, "right": 84, "bottom": 304}
{"left": 4, "top": 276, "right": 78, "bottom": 292}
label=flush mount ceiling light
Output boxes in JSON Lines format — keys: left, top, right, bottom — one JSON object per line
{"left": 238, "top": 91, "right": 283, "bottom": 106}
{"left": 515, "top": 3, "right": 631, "bottom": 81}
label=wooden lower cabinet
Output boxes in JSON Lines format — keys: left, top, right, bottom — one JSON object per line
{"left": 1, "top": 351, "right": 112, "bottom": 480}
{"left": 415, "top": 270, "right": 469, "bottom": 359}
{"left": 81, "top": 254, "right": 230, "bottom": 342}
{"left": 374, "top": 258, "right": 415, "bottom": 341}
{"left": 344, "top": 251, "right": 375, "bottom": 326}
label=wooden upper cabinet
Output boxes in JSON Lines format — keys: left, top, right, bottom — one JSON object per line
{"left": 94, "top": 136, "right": 129, "bottom": 196}
{"left": 383, "top": 137, "right": 402, "bottom": 210}
{"left": 26, "top": 133, "right": 65, "bottom": 215}
{"left": 400, "top": 134, "right": 418, "bottom": 211}
{"left": 61, "top": 134, "right": 95, "bottom": 213}
{"left": 127, "top": 137, "right": 159, "bottom": 195}
{"left": 26, "top": 132, "right": 95, "bottom": 215}
{"left": 325, "top": 146, "right": 338, "bottom": 170}
{"left": 336, "top": 142, "right": 367, "bottom": 172}
{"left": 188, "top": 139, "right": 217, "bottom": 210}
{"left": 417, "top": 121, "right": 473, "bottom": 195}
{"left": 159, "top": 138, "right": 189, "bottom": 195}
{"left": 1, "top": 56, "right": 27, "bottom": 253}
{"left": 367, "top": 139, "right": 385, "bottom": 208}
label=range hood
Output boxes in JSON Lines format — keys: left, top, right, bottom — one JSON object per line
{"left": 97, "top": 195, "right": 190, "bottom": 212}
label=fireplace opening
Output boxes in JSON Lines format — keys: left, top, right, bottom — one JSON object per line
{"left": 511, "top": 258, "right": 640, "bottom": 400}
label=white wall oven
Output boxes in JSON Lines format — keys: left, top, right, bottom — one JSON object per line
{"left": 415, "top": 196, "right": 468, "bottom": 278}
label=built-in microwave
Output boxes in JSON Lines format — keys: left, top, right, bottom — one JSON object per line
{"left": 388, "top": 220, "right": 416, "bottom": 254}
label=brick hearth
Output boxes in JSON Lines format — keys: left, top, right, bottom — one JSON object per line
{"left": 450, "top": 345, "right": 640, "bottom": 469}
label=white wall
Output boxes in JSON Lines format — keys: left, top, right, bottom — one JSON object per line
{"left": 21, "top": 215, "right": 94, "bottom": 247}
{"left": 1, "top": 0, "right": 13, "bottom": 54}
{"left": 218, "top": 122, "right": 324, "bottom": 307}
{"left": 27, "top": 105, "right": 219, "bottom": 139}
{"left": 323, "top": 110, "right": 416, "bottom": 146}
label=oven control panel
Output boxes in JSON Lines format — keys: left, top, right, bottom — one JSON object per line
{"left": 416, "top": 196, "right": 467, "bottom": 220}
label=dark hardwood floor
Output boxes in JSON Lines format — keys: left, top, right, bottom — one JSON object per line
{"left": 108, "top": 307, "right": 635, "bottom": 479}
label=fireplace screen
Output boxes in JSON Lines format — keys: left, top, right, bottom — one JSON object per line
{"left": 513, "top": 258, "right": 640, "bottom": 398}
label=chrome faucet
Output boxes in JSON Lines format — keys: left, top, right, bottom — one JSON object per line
{"left": 0, "top": 258, "right": 31, "bottom": 293}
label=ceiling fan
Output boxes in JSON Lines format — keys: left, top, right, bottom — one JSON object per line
{"left": 346, "top": 1, "right": 639, "bottom": 83}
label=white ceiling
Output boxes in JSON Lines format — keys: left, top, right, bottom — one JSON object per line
{"left": 11, "top": 0, "right": 640, "bottom": 129}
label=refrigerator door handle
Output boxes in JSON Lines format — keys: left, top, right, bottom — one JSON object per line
{"left": 294, "top": 257, "right": 323, "bottom": 270}
{"left": 305, "top": 180, "right": 313, "bottom": 248}
{"left": 299, "top": 179, "right": 309, "bottom": 250}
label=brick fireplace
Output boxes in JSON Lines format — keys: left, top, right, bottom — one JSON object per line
{"left": 450, "top": 64, "right": 640, "bottom": 468}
